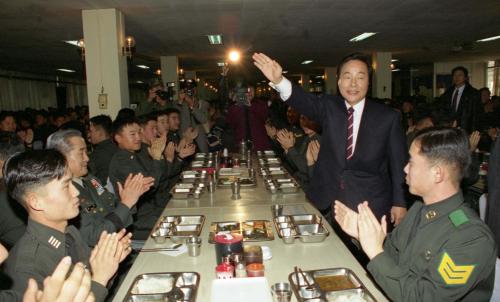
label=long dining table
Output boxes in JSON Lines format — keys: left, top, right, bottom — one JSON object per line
{"left": 112, "top": 164, "right": 388, "bottom": 302}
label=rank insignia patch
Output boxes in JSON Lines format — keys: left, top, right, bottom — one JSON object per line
{"left": 438, "top": 252, "right": 475, "bottom": 285}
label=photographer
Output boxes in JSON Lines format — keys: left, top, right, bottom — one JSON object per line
{"left": 175, "top": 79, "right": 209, "bottom": 152}
{"left": 135, "top": 81, "right": 171, "bottom": 116}
{"left": 226, "top": 82, "right": 271, "bottom": 151}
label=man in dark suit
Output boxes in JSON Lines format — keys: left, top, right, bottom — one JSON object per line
{"left": 439, "top": 66, "right": 480, "bottom": 133}
{"left": 253, "top": 52, "right": 408, "bottom": 227}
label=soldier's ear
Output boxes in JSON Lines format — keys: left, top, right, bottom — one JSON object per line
{"left": 431, "top": 165, "right": 444, "bottom": 183}
{"left": 25, "top": 191, "right": 44, "bottom": 212}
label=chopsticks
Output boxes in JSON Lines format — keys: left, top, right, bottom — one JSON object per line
{"left": 140, "top": 244, "right": 183, "bottom": 252}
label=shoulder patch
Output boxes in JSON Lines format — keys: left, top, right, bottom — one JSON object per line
{"left": 449, "top": 209, "right": 469, "bottom": 227}
{"left": 438, "top": 252, "right": 475, "bottom": 285}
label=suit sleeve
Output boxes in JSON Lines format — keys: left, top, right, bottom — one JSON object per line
{"left": 367, "top": 226, "right": 496, "bottom": 302}
{"left": 387, "top": 111, "right": 408, "bottom": 208}
{"left": 286, "top": 84, "right": 328, "bottom": 125}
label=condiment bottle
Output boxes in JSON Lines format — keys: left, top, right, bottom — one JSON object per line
{"left": 235, "top": 262, "right": 247, "bottom": 278}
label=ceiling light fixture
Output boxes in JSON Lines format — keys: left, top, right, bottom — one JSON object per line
{"left": 349, "top": 32, "right": 377, "bottom": 42}
{"left": 136, "top": 65, "right": 150, "bottom": 69}
{"left": 228, "top": 50, "right": 241, "bottom": 63}
{"left": 391, "top": 59, "right": 398, "bottom": 62}
{"left": 57, "top": 68, "right": 76, "bottom": 73}
{"left": 476, "top": 35, "right": 500, "bottom": 42}
{"left": 64, "top": 40, "right": 80, "bottom": 46}
{"left": 207, "top": 34, "right": 223, "bottom": 45}
{"left": 282, "top": 70, "right": 288, "bottom": 74}
{"left": 217, "top": 62, "right": 226, "bottom": 67}
{"left": 391, "top": 69, "right": 400, "bottom": 72}
{"left": 301, "top": 60, "right": 313, "bottom": 65}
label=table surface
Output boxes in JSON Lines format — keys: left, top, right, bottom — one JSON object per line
{"left": 113, "top": 172, "right": 388, "bottom": 302}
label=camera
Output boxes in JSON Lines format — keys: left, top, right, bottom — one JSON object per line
{"left": 180, "top": 79, "right": 196, "bottom": 97}
{"left": 155, "top": 89, "right": 170, "bottom": 100}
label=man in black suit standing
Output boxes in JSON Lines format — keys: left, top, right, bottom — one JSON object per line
{"left": 253, "top": 52, "right": 408, "bottom": 228}
{"left": 439, "top": 66, "right": 480, "bottom": 133}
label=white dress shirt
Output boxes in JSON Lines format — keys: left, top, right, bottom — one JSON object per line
{"left": 270, "top": 76, "right": 365, "bottom": 154}
{"left": 453, "top": 84, "right": 465, "bottom": 111}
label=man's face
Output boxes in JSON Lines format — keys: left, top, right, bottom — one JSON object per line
{"left": 35, "top": 115, "right": 46, "bottom": 127}
{"left": 54, "top": 117, "right": 66, "bottom": 127}
{"left": 0, "top": 116, "right": 16, "bottom": 132}
{"left": 66, "top": 137, "right": 89, "bottom": 178}
{"left": 115, "top": 123, "right": 142, "bottom": 152}
{"left": 141, "top": 120, "right": 158, "bottom": 145}
{"left": 87, "top": 123, "right": 102, "bottom": 145}
{"left": 157, "top": 115, "right": 169, "bottom": 135}
{"left": 452, "top": 70, "right": 466, "bottom": 87}
{"left": 338, "top": 60, "right": 369, "bottom": 106}
{"left": 481, "top": 90, "right": 491, "bottom": 104}
{"left": 167, "top": 113, "right": 180, "bottom": 131}
{"left": 247, "top": 87, "right": 255, "bottom": 101}
{"left": 404, "top": 141, "right": 435, "bottom": 196}
{"left": 36, "top": 170, "right": 80, "bottom": 222}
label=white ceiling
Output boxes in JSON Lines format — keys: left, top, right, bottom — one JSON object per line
{"left": 0, "top": 0, "right": 499, "bottom": 83}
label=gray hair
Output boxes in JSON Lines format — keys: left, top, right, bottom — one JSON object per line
{"left": 46, "top": 129, "right": 83, "bottom": 155}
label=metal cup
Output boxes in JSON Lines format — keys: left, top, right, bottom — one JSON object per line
{"left": 271, "top": 204, "right": 283, "bottom": 217}
{"left": 208, "top": 181, "right": 215, "bottom": 193}
{"left": 187, "top": 236, "right": 202, "bottom": 257}
{"left": 271, "top": 282, "right": 292, "bottom": 302}
{"left": 231, "top": 180, "right": 241, "bottom": 199}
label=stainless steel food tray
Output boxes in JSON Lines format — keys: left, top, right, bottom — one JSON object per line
{"left": 265, "top": 177, "right": 300, "bottom": 194}
{"left": 125, "top": 272, "right": 200, "bottom": 302}
{"left": 171, "top": 183, "right": 205, "bottom": 199}
{"left": 151, "top": 215, "right": 205, "bottom": 244}
{"left": 273, "top": 214, "right": 329, "bottom": 243}
{"left": 180, "top": 170, "right": 208, "bottom": 183}
{"left": 288, "top": 268, "right": 376, "bottom": 302}
{"left": 208, "top": 220, "right": 274, "bottom": 243}
{"left": 217, "top": 176, "right": 257, "bottom": 188}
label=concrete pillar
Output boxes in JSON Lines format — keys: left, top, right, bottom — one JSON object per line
{"left": 160, "top": 56, "right": 179, "bottom": 101}
{"left": 324, "top": 67, "right": 338, "bottom": 95}
{"left": 371, "top": 52, "right": 392, "bottom": 99}
{"left": 301, "top": 74, "right": 310, "bottom": 92}
{"left": 82, "top": 8, "right": 130, "bottom": 118}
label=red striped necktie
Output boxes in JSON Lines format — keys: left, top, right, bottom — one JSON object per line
{"left": 346, "top": 107, "right": 355, "bottom": 160}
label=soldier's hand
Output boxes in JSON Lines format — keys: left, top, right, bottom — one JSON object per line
{"left": 118, "top": 173, "right": 152, "bottom": 208}
{"left": 164, "top": 142, "right": 176, "bottom": 162}
{"left": 179, "top": 143, "right": 196, "bottom": 159}
{"left": 116, "top": 229, "right": 133, "bottom": 262}
{"left": 333, "top": 200, "right": 359, "bottom": 240}
{"left": 357, "top": 202, "right": 387, "bottom": 260}
{"left": 148, "top": 133, "right": 167, "bottom": 160}
{"left": 469, "top": 131, "right": 481, "bottom": 153}
{"left": 90, "top": 232, "right": 122, "bottom": 287}
{"left": 276, "top": 129, "right": 295, "bottom": 152}
{"left": 306, "top": 140, "right": 320, "bottom": 166}
{"left": 0, "top": 243, "right": 7, "bottom": 264}
{"left": 252, "top": 53, "right": 284, "bottom": 85}
{"left": 176, "top": 138, "right": 189, "bottom": 152}
{"left": 23, "top": 256, "right": 95, "bottom": 302}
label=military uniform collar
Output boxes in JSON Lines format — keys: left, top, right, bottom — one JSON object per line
{"left": 95, "top": 138, "right": 112, "bottom": 147}
{"left": 26, "top": 219, "right": 68, "bottom": 253}
{"left": 73, "top": 177, "right": 84, "bottom": 187}
{"left": 420, "top": 191, "right": 463, "bottom": 225}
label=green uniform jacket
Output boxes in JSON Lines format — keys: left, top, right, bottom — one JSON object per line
{"left": 108, "top": 145, "right": 181, "bottom": 233}
{"left": 4, "top": 219, "right": 108, "bottom": 302}
{"left": 88, "top": 138, "right": 118, "bottom": 185}
{"left": 72, "top": 174, "right": 133, "bottom": 246}
{"left": 367, "top": 192, "right": 496, "bottom": 301}
{"left": 0, "top": 183, "right": 26, "bottom": 248}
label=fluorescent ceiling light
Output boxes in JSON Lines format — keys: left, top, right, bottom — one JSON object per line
{"left": 136, "top": 65, "right": 150, "bottom": 69}
{"left": 57, "top": 68, "right": 75, "bottom": 73}
{"left": 136, "top": 80, "right": 144, "bottom": 84}
{"left": 391, "top": 69, "right": 400, "bottom": 72}
{"left": 391, "top": 59, "right": 398, "bottom": 62}
{"left": 349, "top": 32, "right": 377, "bottom": 42}
{"left": 282, "top": 70, "right": 288, "bottom": 74}
{"left": 261, "top": 80, "right": 267, "bottom": 83}
{"left": 207, "top": 34, "right": 223, "bottom": 45}
{"left": 217, "top": 62, "right": 226, "bottom": 67}
{"left": 477, "top": 35, "right": 500, "bottom": 42}
{"left": 301, "top": 60, "right": 313, "bottom": 65}
{"left": 64, "top": 40, "right": 79, "bottom": 46}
